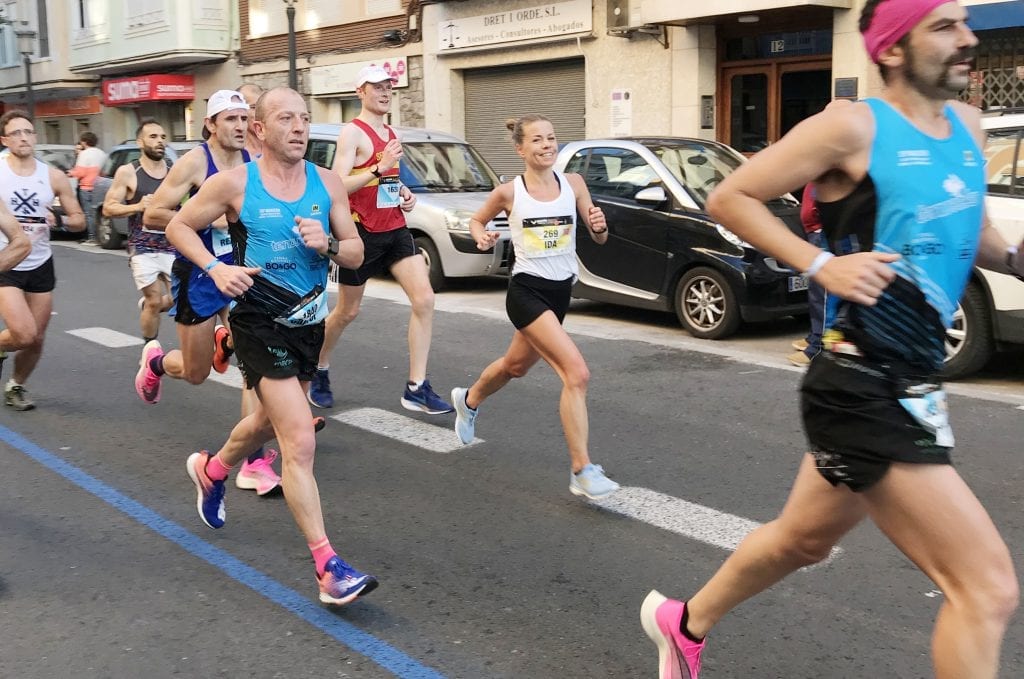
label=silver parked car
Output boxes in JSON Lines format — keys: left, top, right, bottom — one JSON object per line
{"left": 305, "top": 123, "right": 511, "bottom": 291}
{"left": 92, "top": 140, "right": 199, "bottom": 249}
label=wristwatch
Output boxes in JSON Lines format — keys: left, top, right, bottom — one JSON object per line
{"left": 370, "top": 165, "right": 382, "bottom": 178}
{"left": 326, "top": 237, "right": 339, "bottom": 256}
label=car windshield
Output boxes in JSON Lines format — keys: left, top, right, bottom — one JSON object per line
{"left": 400, "top": 142, "right": 498, "bottom": 192}
{"left": 984, "top": 127, "right": 1022, "bottom": 193}
{"left": 640, "top": 140, "right": 745, "bottom": 207}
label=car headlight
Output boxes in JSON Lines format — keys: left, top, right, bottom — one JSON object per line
{"left": 714, "top": 224, "right": 751, "bottom": 249}
{"left": 443, "top": 209, "right": 475, "bottom": 232}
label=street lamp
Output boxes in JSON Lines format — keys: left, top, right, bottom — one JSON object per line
{"left": 283, "top": 0, "right": 297, "bottom": 90}
{"left": 15, "top": 25, "right": 36, "bottom": 118}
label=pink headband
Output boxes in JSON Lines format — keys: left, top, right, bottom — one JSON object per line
{"left": 862, "top": 0, "right": 950, "bottom": 63}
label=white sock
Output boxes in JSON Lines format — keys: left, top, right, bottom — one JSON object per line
{"left": 6, "top": 379, "right": 21, "bottom": 390}
{"left": 317, "top": 364, "right": 330, "bottom": 371}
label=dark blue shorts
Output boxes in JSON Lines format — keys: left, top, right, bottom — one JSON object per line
{"left": 171, "top": 257, "right": 233, "bottom": 325}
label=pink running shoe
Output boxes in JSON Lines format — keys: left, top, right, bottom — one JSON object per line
{"left": 135, "top": 339, "right": 164, "bottom": 404}
{"left": 235, "top": 449, "right": 281, "bottom": 495}
{"left": 640, "top": 590, "right": 706, "bottom": 679}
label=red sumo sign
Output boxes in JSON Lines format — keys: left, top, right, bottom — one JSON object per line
{"left": 102, "top": 74, "right": 196, "bottom": 106}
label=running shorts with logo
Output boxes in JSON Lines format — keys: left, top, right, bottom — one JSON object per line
{"left": 804, "top": 98, "right": 984, "bottom": 490}
{"left": 801, "top": 351, "right": 951, "bottom": 491}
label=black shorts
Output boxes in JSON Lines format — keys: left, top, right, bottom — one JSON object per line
{"left": 336, "top": 223, "right": 416, "bottom": 286}
{"left": 800, "top": 351, "right": 952, "bottom": 492}
{"left": 506, "top": 273, "right": 572, "bottom": 330}
{"left": 0, "top": 257, "right": 56, "bottom": 293}
{"left": 228, "top": 302, "right": 324, "bottom": 388}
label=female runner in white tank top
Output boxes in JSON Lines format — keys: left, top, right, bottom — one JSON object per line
{"left": 449, "top": 114, "right": 619, "bottom": 499}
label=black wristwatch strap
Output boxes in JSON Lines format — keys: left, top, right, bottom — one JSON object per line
{"left": 326, "top": 237, "right": 339, "bottom": 256}
{"left": 370, "top": 165, "right": 381, "bottom": 178}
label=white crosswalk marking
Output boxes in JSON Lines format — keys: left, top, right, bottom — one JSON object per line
{"left": 205, "top": 365, "right": 246, "bottom": 389}
{"left": 66, "top": 327, "right": 143, "bottom": 348}
{"left": 64, "top": 325, "right": 839, "bottom": 559}
{"left": 592, "top": 486, "right": 842, "bottom": 561}
{"left": 331, "top": 407, "right": 477, "bottom": 453}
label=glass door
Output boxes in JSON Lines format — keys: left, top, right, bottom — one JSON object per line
{"left": 722, "top": 61, "right": 831, "bottom": 154}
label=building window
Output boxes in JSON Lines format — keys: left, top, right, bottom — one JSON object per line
{"left": 125, "top": 0, "right": 166, "bottom": 28}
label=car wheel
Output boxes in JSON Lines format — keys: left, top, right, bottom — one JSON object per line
{"left": 943, "top": 280, "right": 994, "bottom": 380}
{"left": 414, "top": 235, "right": 445, "bottom": 292}
{"left": 674, "top": 266, "right": 741, "bottom": 339}
{"left": 97, "top": 214, "right": 124, "bottom": 250}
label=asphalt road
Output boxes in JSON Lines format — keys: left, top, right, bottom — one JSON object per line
{"left": 1, "top": 243, "right": 1021, "bottom": 679}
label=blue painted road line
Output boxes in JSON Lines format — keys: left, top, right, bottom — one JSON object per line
{"left": 0, "top": 424, "right": 446, "bottom": 679}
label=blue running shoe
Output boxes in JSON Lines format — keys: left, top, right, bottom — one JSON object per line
{"left": 317, "top": 555, "right": 379, "bottom": 605}
{"left": 186, "top": 451, "right": 226, "bottom": 528}
{"left": 307, "top": 368, "right": 333, "bottom": 408}
{"left": 451, "top": 387, "right": 478, "bottom": 444}
{"left": 401, "top": 379, "right": 454, "bottom": 414}
{"left": 570, "top": 463, "right": 621, "bottom": 500}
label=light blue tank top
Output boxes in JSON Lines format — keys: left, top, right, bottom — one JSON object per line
{"left": 234, "top": 161, "right": 331, "bottom": 298}
{"left": 822, "top": 98, "right": 985, "bottom": 372}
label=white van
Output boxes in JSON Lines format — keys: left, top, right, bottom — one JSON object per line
{"left": 943, "top": 111, "right": 1024, "bottom": 378}
{"left": 304, "top": 123, "right": 511, "bottom": 290}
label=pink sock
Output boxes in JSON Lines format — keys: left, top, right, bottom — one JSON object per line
{"left": 309, "top": 538, "right": 337, "bottom": 576}
{"left": 205, "top": 454, "right": 233, "bottom": 482}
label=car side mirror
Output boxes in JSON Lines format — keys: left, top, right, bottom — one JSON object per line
{"left": 634, "top": 186, "right": 668, "bottom": 205}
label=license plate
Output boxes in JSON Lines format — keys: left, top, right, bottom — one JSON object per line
{"left": 788, "top": 275, "right": 809, "bottom": 292}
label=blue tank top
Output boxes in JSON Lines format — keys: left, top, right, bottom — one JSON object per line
{"left": 179, "top": 144, "right": 253, "bottom": 264}
{"left": 233, "top": 161, "right": 331, "bottom": 299}
{"left": 819, "top": 98, "right": 985, "bottom": 373}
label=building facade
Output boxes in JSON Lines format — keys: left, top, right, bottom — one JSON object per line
{"left": 0, "top": 0, "right": 1020, "bottom": 157}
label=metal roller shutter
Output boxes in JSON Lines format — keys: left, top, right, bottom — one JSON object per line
{"left": 464, "top": 58, "right": 586, "bottom": 178}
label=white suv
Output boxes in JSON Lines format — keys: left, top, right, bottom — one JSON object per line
{"left": 304, "top": 124, "right": 511, "bottom": 291}
{"left": 943, "top": 111, "right": 1024, "bottom": 379}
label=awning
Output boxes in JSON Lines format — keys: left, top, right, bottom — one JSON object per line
{"left": 967, "top": 1, "right": 1024, "bottom": 31}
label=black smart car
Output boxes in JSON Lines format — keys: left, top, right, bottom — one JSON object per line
{"left": 556, "top": 137, "right": 808, "bottom": 339}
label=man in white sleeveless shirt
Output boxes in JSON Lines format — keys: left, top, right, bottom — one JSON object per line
{"left": 0, "top": 110, "right": 84, "bottom": 410}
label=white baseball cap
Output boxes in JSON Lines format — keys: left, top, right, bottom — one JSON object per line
{"left": 203, "top": 89, "right": 248, "bottom": 139}
{"left": 355, "top": 65, "right": 397, "bottom": 88}
{"left": 206, "top": 89, "right": 248, "bottom": 119}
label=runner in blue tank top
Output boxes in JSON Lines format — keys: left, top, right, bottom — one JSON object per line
{"left": 135, "top": 90, "right": 251, "bottom": 403}
{"left": 167, "top": 86, "right": 377, "bottom": 607}
{"left": 641, "top": 3, "right": 1021, "bottom": 678}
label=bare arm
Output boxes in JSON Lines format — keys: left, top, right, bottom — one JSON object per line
{"left": 567, "top": 173, "right": 608, "bottom": 244}
{"left": 166, "top": 168, "right": 262, "bottom": 298}
{"left": 143, "top": 150, "right": 203, "bottom": 229}
{"left": 331, "top": 125, "right": 403, "bottom": 194}
{"left": 295, "top": 168, "right": 364, "bottom": 269}
{"left": 102, "top": 164, "right": 143, "bottom": 218}
{"left": 706, "top": 102, "right": 899, "bottom": 306}
{"left": 0, "top": 202, "right": 31, "bottom": 271}
{"left": 50, "top": 167, "right": 85, "bottom": 232}
{"left": 468, "top": 182, "right": 513, "bottom": 250}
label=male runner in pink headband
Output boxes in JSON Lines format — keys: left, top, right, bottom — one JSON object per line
{"left": 641, "top": 2, "right": 1019, "bottom": 677}
{"left": 862, "top": 0, "right": 949, "bottom": 62}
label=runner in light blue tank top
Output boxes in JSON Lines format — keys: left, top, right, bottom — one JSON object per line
{"left": 822, "top": 97, "right": 985, "bottom": 372}
{"left": 230, "top": 160, "right": 332, "bottom": 323}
